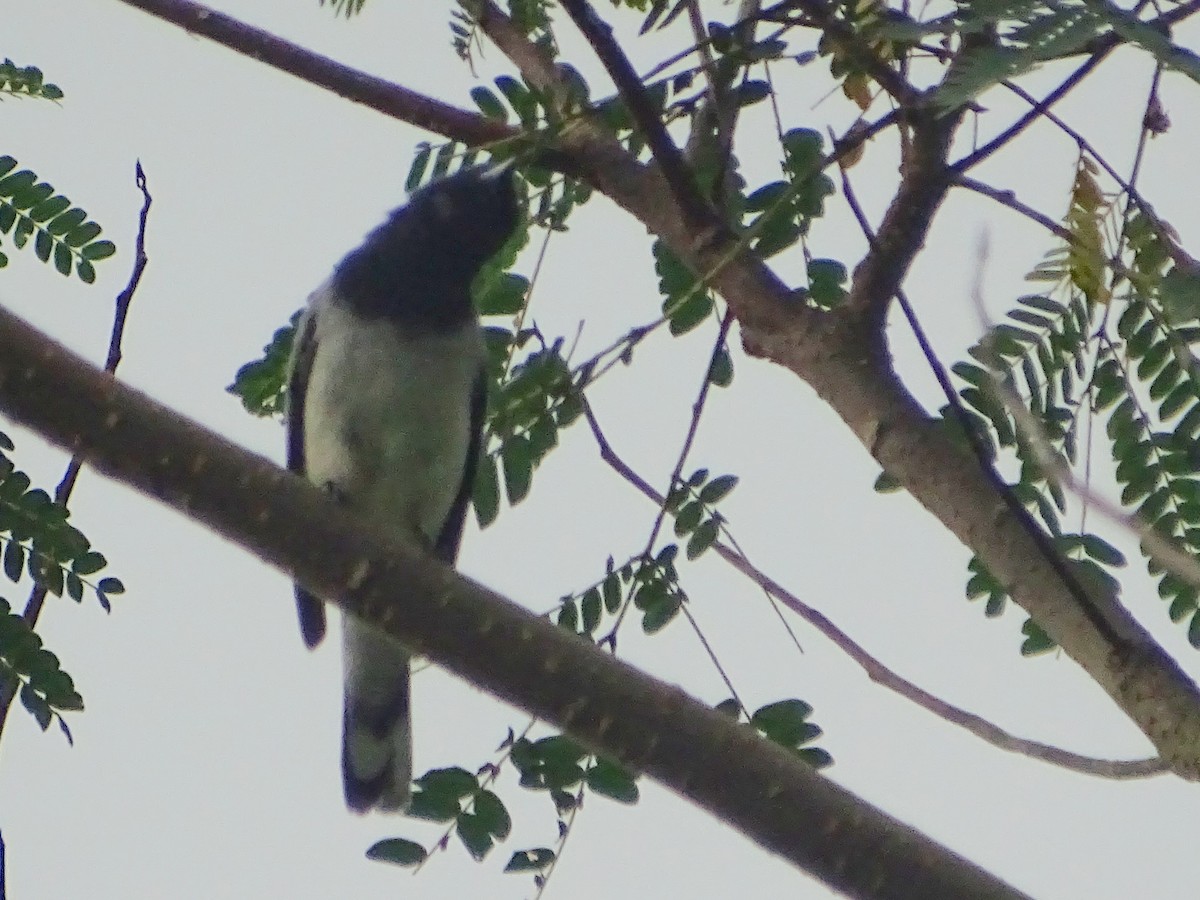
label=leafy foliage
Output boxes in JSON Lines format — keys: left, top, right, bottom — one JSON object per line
{"left": 227, "top": 311, "right": 301, "bottom": 417}
{"left": 748, "top": 699, "right": 834, "bottom": 768}
{"left": 0, "top": 59, "right": 63, "bottom": 100}
{"left": 938, "top": 0, "right": 1200, "bottom": 109}
{"left": 0, "top": 429, "right": 123, "bottom": 738}
{"left": 0, "top": 595, "right": 83, "bottom": 742}
{"left": 0, "top": 155, "right": 115, "bottom": 280}
{"left": 0, "top": 430, "right": 125, "bottom": 612}
{"left": 317, "top": 0, "right": 366, "bottom": 18}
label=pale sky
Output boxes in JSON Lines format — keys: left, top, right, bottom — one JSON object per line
{"left": 4, "top": 2, "right": 1200, "bottom": 898}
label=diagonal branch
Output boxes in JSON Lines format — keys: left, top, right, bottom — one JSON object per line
{"left": 841, "top": 105, "right": 963, "bottom": 327}
{"left": 556, "top": 0, "right": 720, "bottom": 232}
{"left": 0, "top": 305, "right": 1030, "bottom": 900}
{"left": 118, "top": 0, "right": 516, "bottom": 149}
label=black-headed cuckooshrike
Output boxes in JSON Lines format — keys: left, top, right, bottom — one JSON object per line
{"left": 287, "top": 165, "right": 521, "bottom": 813}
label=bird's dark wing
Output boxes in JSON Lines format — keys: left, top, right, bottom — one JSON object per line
{"left": 434, "top": 369, "right": 487, "bottom": 564}
{"left": 287, "top": 310, "right": 327, "bottom": 648}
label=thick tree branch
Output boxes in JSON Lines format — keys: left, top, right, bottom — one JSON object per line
{"left": 0, "top": 306, "right": 1028, "bottom": 900}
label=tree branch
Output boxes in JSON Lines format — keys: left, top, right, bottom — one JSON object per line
{"left": 841, "top": 104, "right": 963, "bottom": 327}
{"left": 117, "top": 0, "right": 516, "bottom": 149}
{"left": 0, "top": 305, "right": 1029, "bottom": 900}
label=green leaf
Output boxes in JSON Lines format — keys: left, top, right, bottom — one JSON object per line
{"left": 673, "top": 500, "right": 703, "bottom": 535}
{"left": 80, "top": 239, "right": 115, "bottom": 261}
{"left": 3, "top": 540, "right": 24, "bottom": 582}
{"left": 640, "top": 588, "right": 681, "bottom": 634}
{"left": 366, "top": 838, "right": 427, "bottom": 867}
{"left": 1161, "top": 266, "right": 1200, "bottom": 323}
{"left": 19, "top": 683, "right": 51, "bottom": 730}
{"left": 698, "top": 474, "right": 738, "bottom": 504}
{"left": 707, "top": 347, "right": 734, "bottom": 387}
{"left": 1080, "top": 534, "right": 1125, "bottom": 567}
{"left": 470, "top": 86, "right": 509, "bottom": 122}
{"left": 666, "top": 290, "right": 713, "bottom": 335}
{"left": 505, "top": 848, "right": 556, "bottom": 873}
{"left": 735, "top": 79, "right": 770, "bottom": 106}
{"left": 476, "top": 271, "right": 528, "bottom": 316}
{"left": 96, "top": 576, "right": 124, "bottom": 595}
{"left": 472, "top": 789, "right": 512, "bottom": 839}
{"left": 686, "top": 518, "right": 719, "bottom": 559}
{"left": 874, "top": 471, "right": 902, "bottom": 492}
{"left": 580, "top": 587, "right": 601, "bottom": 633}
{"left": 501, "top": 435, "right": 533, "bottom": 504}
{"left": 417, "top": 766, "right": 479, "bottom": 800}
{"left": 557, "top": 599, "right": 578, "bottom": 633}
{"left": 796, "top": 746, "right": 834, "bottom": 769}
{"left": 585, "top": 757, "right": 640, "bottom": 804}
{"left": 807, "top": 258, "right": 847, "bottom": 308}
{"left": 1019, "top": 618, "right": 1056, "bottom": 656}
{"left": 473, "top": 454, "right": 501, "bottom": 528}
{"left": 602, "top": 572, "right": 621, "bottom": 613}
{"left": 406, "top": 144, "right": 432, "bottom": 192}
{"left": 751, "top": 699, "right": 815, "bottom": 746}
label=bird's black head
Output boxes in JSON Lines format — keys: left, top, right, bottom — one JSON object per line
{"left": 334, "top": 164, "right": 522, "bottom": 329}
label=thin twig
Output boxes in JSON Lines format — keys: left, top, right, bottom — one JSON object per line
{"left": 0, "top": 163, "right": 153, "bottom": 741}
{"left": 955, "top": 176, "right": 1071, "bottom": 241}
{"left": 601, "top": 312, "right": 734, "bottom": 647}
{"left": 952, "top": 54, "right": 1109, "bottom": 175}
{"left": 583, "top": 389, "right": 1162, "bottom": 777}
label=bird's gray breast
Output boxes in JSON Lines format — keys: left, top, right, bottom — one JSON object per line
{"left": 301, "top": 287, "right": 483, "bottom": 544}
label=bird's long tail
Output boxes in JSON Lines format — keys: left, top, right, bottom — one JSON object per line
{"left": 341, "top": 616, "right": 413, "bottom": 813}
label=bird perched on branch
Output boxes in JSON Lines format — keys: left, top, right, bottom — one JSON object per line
{"left": 286, "top": 163, "right": 521, "bottom": 812}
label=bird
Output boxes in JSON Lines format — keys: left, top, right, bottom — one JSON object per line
{"left": 286, "top": 163, "right": 521, "bottom": 813}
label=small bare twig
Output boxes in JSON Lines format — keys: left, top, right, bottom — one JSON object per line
{"left": 955, "top": 177, "right": 1072, "bottom": 243}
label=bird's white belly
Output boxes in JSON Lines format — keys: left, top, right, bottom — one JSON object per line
{"left": 302, "top": 299, "right": 482, "bottom": 544}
